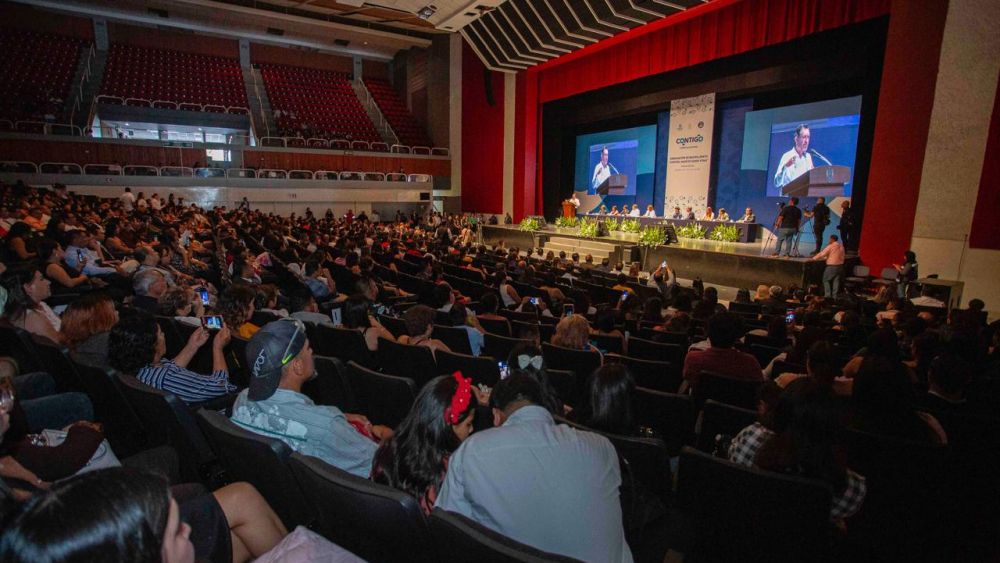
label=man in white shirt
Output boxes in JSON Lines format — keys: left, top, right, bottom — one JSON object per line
{"left": 436, "top": 374, "right": 633, "bottom": 563}
{"left": 809, "top": 234, "right": 845, "bottom": 298}
{"left": 119, "top": 187, "right": 136, "bottom": 212}
{"left": 628, "top": 204, "right": 641, "bottom": 217}
{"left": 773, "top": 124, "right": 814, "bottom": 190}
{"left": 643, "top": 205, "right": 657, "bottom": 218}
{"left": 592, "top": 147, "right": 612, "bottom": 191}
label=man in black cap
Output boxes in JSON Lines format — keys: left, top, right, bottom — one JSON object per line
{"left": 230, "top": 319, "right": 391, "bottom": 477}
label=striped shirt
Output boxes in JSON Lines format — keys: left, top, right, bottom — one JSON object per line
{"left": 137, "top": 359, "right": 236, "bottom": 404}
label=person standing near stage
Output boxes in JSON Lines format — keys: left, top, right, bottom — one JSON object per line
{"left": 772, "top": 197, "right": 802, "bottom": 257}
{"left": 805, "top": 197, "right": 830, "bottom": 255}
{"left": 837, "top": 200, "right": 858, "bottom": 251}
{"left": 809, "top": 234, "right": 845, "bottom": 298}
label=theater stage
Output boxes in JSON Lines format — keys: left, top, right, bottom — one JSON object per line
{"left": 481, "top": 225, "right": 848, "bottom": 290}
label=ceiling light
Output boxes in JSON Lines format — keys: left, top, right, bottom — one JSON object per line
{"left": 417, "top": 5, "right": 437, "bottom": 19}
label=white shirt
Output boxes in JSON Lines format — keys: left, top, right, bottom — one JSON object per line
{"left": 150, "top": 198, "right": 162, "bottom": 211}
{"left": 774, "top": 149, "right": 814, "bottom": 189}
{"left": 119, "top": 191, "right": 135, "bottom": 211}
{"left": 644, "top": 209, "right": 656, "bottom": 218}
{"left": 592, "top": 162, "right": 611, "bottom": 190}
{"left": 628, "top": 208, "right": 641, "bottom": 217}
{"left": 812, "top": 241, "right": 845, "bottom": 266}
{"left": 436, "top": 406, "right": 633, "bottom": 563}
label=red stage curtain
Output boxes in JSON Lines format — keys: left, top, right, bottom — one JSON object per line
{"left": 969, "top": 74, "right": 1000, "bottom": 250}
{"left": 511, "top": 0, "right": 892, "bottom": 220}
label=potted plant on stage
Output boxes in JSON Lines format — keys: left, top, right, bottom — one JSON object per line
{"left": 637, "top": 225, "right": 667, "bottom": 268}
{"left": 616, "top": 218, "right": 642, "bottom": 241}
{"left": 709, "top": 223, "right": 740, "bottom": 243}
{"left": 554, "top": 216, "right": 579, "bottom": 230}
{"left": 674, "top": 223, "right": 707, "bottom": 240}
{"left": 578, "top": 216, "right": 600, "bottom": 239}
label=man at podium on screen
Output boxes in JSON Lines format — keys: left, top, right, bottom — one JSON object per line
{"left": 774, "top": 124, "right": 814, "bottom": 189}
{"left": 592, "top": 147, "right": 614, "bottom": 191}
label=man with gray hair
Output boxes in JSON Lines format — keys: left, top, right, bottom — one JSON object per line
{"left": 132, "top": 269, "right": 167, "bottom": 313}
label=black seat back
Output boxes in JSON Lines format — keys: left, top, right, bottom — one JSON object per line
{"left": 435, "top": 349, "right": 501, "bottom": 387}
{"left": 288, "top": 453, "right": 435, "bottom": 563}
{"left": 476, "top": 316, "right": 511, "bottom": 337}
{"left": 378, "top": 338, "right": 438, "bottom": 388}
{"left": 431, "top": 325, "right": 474, "bottom": 356}
{"left": 116, "top": 373, "right": 214, "bottom": 482}
{"left": 0, "top": 322, "right": 42, "bottom": 373}
{"left": 541, "top": 343, "right": 602, "bottom": 408}
{"left": 428, "top": 508, "right": 581, "bottom": 563}
{"left": 626, "top": 336, "right": 684, "bottom": 364}
{"left": 697, "top": 399, "right": 759, "bottom": 453}
{"left": 224, "top": 335, "right": 250, "bottom": 388}
{"left": 483, "top": 333, "right": 532, "bottom": 362}
{"left": 676, "top": 447, "right": 832, "bottom": 562}
{"left": 313, "top": 325, "right": 376, "bottom": 368}
{"left": 196, "top": 409, "right": 314, "bottom": 530}
{"left": 304, "top": 356, "right": 358, "bottom": 412}
{"left": 29, "top": 334, "right": 83, "bottom": 392}
{"left": 378, "top": 315, "right": 408, "bottom": 338}
{"left": 693, "top": 372, "right": 762, "bottom": 410}
{"left": 633, "top": 387, "right": 695, "bottom": 456}
{"left": 70, "top": 360, "right": 147, "bottom": 456}
{"left": 588, "top": 332, "right": 624, "bottom": 354}
{"left": 345, "top": 361, "right": 416, "bottom": 428}
{"left": 605, "top": 354, "right": 680, "bottom": 393}
{"left": 749, "top": 343, "right": 783, "bottom": 367}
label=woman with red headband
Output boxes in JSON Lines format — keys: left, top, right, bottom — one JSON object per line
{"left": 370, "top": 372, "right": 477, "bottom": 514}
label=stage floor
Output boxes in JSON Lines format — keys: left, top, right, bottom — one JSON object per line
{"left": 481, "top": 225, "right": 843, "bottom": 290}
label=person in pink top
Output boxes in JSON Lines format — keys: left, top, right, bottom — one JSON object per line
{"left": 681, "top": 312, "right": 762, "bottom": 392}
{"left": 809, "top": 234, "right": 846, "bottom": 298}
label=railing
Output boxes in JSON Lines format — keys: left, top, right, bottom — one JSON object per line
{"left": 0, "top": 161, "right": 38, "bottom": 173}
{"left": 69, "top": 44, "right": 97, "bottom": 125}
{"left": 0, "top": 161, "right": 436, "bottom": 183}
{"left": 84, "top": 163, "right": 122, "bottom": 175}
{"left": 0, "top": 122, "right": 450, "bottom": 155}
{"left": 249, "top": 66, "right": 270, "bottom": 138}
{"left": 40, "top": 162, "right": 83, "bottom": 174}
{"left": 353, "top": 79, "right": 400, "bottom": 146}
{"left": 160, "top": 166, "right": 194, "bottom": 177}
{"left": 123, "top": 165, "right": 159, "bottom": 176}
{"left": 96, "top": 96, "right": 251, "bottom": 117}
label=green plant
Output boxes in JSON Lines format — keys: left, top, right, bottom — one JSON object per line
{"left": 578, "top": 217, "right": 600, "bottom": 239}
{"left": 519, "top": 217, "right": 541, "bottom": 232}
{"left": 709, "top": 223, "right": 740, "bottom": 243}
{"left": 604, "top": 217, "right": 621, "bottom": 232}
{"left": 637, "top": 225, "right": 667, "bottom": 247}
{"left": 554, "top": 216, "right": 578, "bottom": 228}
{"left": 674, "top": 223, "right": 707, "bottom": 239}
{"left": 620, "top": 218, "right": 642, "bottom": 233}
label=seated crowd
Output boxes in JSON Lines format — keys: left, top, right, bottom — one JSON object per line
{"left": 0, "top": 179, "right": 996, "bottom": 562}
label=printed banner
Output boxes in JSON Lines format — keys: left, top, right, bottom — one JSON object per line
{"left": 665, "top": 93, "right": 716, "bottom": 214}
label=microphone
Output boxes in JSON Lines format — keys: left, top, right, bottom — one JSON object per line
{"left": 610, "top": 163, "right": 620, "bottom": 175}
{"left": 809, "top": 149, "right": 833, "bottom": 166}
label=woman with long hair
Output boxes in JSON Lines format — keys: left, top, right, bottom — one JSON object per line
{"left": 371, "top": 372, "right": 477, "bottom": 514}
{"left": 216, "top": 284, "right": 259, "bottom": 339}
{"left": 342, "top": 294, "right": 395, "bottom": 352}
{"left": 0, "top": 267, "right": 61, "bottom": 342}
{"left": 551, "top": 315, "right": 600, "bottom": 353}
{"left": 586, "top": 363, "right": 638, "bottom": 436}
{"left": 505, "top": 343, "right": 565, "bottom": 416}
{"left": 36, "top": 238, "right": 92, "bottom": 292}
{"left": 61, "top": 293, "right": 119, "bottom": 366}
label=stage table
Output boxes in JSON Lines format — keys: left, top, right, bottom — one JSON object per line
{"left": 584, "top": 215, "right": 760, "bottom": 243}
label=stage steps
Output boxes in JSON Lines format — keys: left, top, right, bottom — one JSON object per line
{"left": 542, "top": 236, "right": 619, "bottom": 262}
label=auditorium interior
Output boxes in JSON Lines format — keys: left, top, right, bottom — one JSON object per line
{"left": 0, "top": 0, "right": 998, "bottom": 561}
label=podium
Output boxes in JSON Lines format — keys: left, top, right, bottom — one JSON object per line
{"left": 781, "top": 165, "right": 851, "bottom": 198}
{"left": 562, "top": 201, "right": 577, "bottom": 218}
{"left": 596, "top": 174, "right": 628, "bottom": 196}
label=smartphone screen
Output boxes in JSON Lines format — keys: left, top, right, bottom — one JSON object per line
{"left": 563, "top": 304, "right": 575, "bottom": 317}
{"left": 77, "top": 249, "right": 84, "bottom": 261}
{"left": 202, "top": 315, "right": 224, "bottom": 330}
{"left": 198, "top": 288, "right": 210, "bottom": 305}
{"left": 620, "top": 291, "right": 629, "bottom": 302}
{"left": 530, "top": 297, "right": 539, "bottom": 306}
{"left": 660, "top": 261, "right": 667, "bottom": 268}
{"left": 330, "top": 308, "right": 343, "bottom": 326}
{"left": 785, "top": 311, "right": 795, "bottom": 325}
{"left": 498, "top": 362, "right": 510, "bottom": 379}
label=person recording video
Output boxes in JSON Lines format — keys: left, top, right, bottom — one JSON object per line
{"left": 774, "top": 124, "right": 814, "bottom": 189}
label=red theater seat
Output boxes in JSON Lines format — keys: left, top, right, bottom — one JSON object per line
{"left": 0, "top": 28, "right": 88, "bottom": 122}
{"left": 100, "top": 44, "right": 247, "bottom": 112}
{"left": 363, "top": 78, "right": 433, "bottom": 148}
{"left": 259, "top": 63, "right": 381, "bottom": 144}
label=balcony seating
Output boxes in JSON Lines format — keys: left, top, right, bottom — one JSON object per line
{"left": 260, "top": 64, "right": 381, "bottom": 144}
{"left": 101, "top": 43, "right": 247, "bottom": 111}
{"left": 0, "top": 28, "right": 86, "bottom": 121}
{"left": 363, "top": 78, "right": 433, "bottom": 148}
